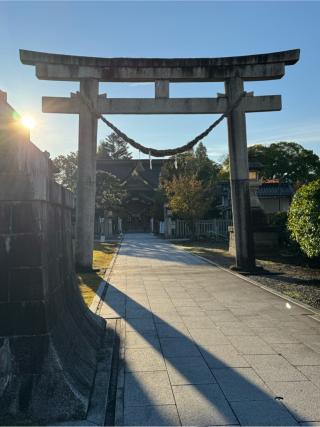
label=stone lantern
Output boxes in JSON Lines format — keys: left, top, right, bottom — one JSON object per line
{"left": 248, "top": 162, "right": 265, "bottom": 225}
{"left": 107, "top": 210, "right": 113, "bottom": 237}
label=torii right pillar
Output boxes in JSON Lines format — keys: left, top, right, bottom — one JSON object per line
{"left": 226, "top": 77, "right": 255, "bottom": 270}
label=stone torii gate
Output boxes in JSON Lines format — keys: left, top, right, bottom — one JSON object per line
{"left": 20, "top": 49, "right": 300, "bottom": 271}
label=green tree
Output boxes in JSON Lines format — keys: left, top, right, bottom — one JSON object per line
{"left": 160, "top": 143, "right": 221, "bottom": 218}
{"left": 53, "top": 148, "right": 127, "bottom": 212}
{"left": 217, "top": 154, "right": 230, "bottom": 180}
{"left": 250, "top": 142, "right": 320, "bottom": 186}
{"left": 194, "top": 142, "right": 221, "bottom": 186}
{"left": 53, "top": 132, "right": 132, "bottom": 191}
{"left": 160, "top": 151, "right": 196, "bottom": 184}
{"left": 97, "top": 132, "right": 132, "bottom": 160}
{"left": 95, "top": 170, "right": 127, "bottom": 212}
{"left": 221, "top": 142, "right": 320, "bottom": 187}
{"left": 163, "top": 176, "right": 211, "bottom": 235}
{"left": 288, "top": 179, "right": 320, "bottom": 258}
{"left": 52, "top": 151, "right": 78, "bottom": 192}
{"left": 161, "top": 143, "right": 221, "bottom": 185}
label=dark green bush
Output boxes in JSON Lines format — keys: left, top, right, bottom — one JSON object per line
{"left": 270, "top": 211, "right": 288, "bottom": 228}
{"left": 269, "top": 211, "right": 299, "bottom": 251}
{"left": 288, "top": 179, "right": 320, "bottom": 258}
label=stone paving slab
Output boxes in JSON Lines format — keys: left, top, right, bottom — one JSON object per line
{"left": 125, "top": 347, "right": 166, "bottom": 372}
{"left": 297, "top": 365, "right": 320, "bottom": 387}
{"left": 165, "top": 356, "right": 216, "bottom": 385}
{"left": 228, "top": 335, "right": 276, "bottom": 355}
{"left": 289, "top": 329, "right": 320, "bottom": 343}
{"left": 250, "top": 327, "right": 301, "bottom": 344}
{"left": 124, "top": 371, "right": 175, "bottom": 406}
{"left": 230, "top": 400, "right": 298, "bottom": 426}
{"left": 200, "top": 344, "right": 250, "bottom": 369}
{"left": 156, "top": 322, "right": 191, "bottom": 338}
{"left": 125, "top": 331, "right": 160, "bottom": 349}
{"left": 267, "top": 381, "right": 320, "bottom": 422}
{"left": 124, "top": 404, "right": 181, "bottom": 426}
{"left": 160, "top": 337, "right": 202, "bottom": 358}
{"left": 271, "top": 343, "right": 320, "bottom": 366}
{"left": 243, "top": 354, "right": 307, "bottom": 383}
{"left": 172, "top": 384, "right": 238, "bottom": 426}
{"left": 97, "top": 234, "right": 320, "bottom": 426}
{"left": 212, "top": 367, "right": 273, "bottom": 401}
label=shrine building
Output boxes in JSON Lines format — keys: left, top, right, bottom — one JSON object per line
{"left": 95, "top": 158, "right": 166, "bottom": 235}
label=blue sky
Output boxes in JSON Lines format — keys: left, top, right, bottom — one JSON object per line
{"left": 0, "top": 1, "right": 319, "bottom": 161}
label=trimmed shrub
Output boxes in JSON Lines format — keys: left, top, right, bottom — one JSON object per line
{"left": 288, "top": 179, "right": 320, "bottom": 258}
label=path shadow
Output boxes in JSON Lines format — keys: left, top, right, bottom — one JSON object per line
{"left": 101, "top": 279, "right": 302, "bottom": 426}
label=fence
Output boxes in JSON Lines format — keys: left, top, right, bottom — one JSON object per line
{"left": 170, "top": 218, "right": 232, "bottom": 240}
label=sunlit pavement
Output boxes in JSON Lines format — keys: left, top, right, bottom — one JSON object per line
{"left": 97, "top": 233, "right": 320, "bottom": 426}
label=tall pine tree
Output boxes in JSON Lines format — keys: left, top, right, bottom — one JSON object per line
{"left": 97, "top": 132, "right": 132, "bottom": 160}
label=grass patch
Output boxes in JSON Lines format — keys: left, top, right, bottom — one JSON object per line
{"left": 282, "top": 289, "right": 304, "bottom": 300}
{"left": 78, "top": 242, "right": 118, "bottom": 306}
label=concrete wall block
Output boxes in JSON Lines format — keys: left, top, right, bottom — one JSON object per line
{"left": 0, "top": 301, "right": 47, "bottom": 336}
{"left": 0, "top": 173, "right": 34, "bottom": 201}
{"left": 8, "top": 234, "right": 43, "bottom": 268}
{"left": 9, "top": 335, "right": 50, "bottom": 374}
{"left": 0, "top": 234, "right": 10, "bottom": 267}
{"left": 9, "top": 268, "right": 43, "bottom": 302}
{"left": 0, "top": 133, "right": 104, "bottom": 423}
{"left": 67, "top": 290, "right": 103, "bottom": 353}
{"left": 0, "top": 348, "right": 87, "bottom": 424}
{"left": 0, "top": 268, "right": 9, "bottom": 302}
{"left": 0, "top": 204, "right": 12, "bottom": 233}
{"left": 62, "top": 187, "right": 75, "bottom": 209}
{"left": 11, "top": 202, "right": 40, "bottom": 234}
{"left": 0, "top": 137, "right": 50, "bottom": 202}
{"left": 49, "top": 180, "right": 62, "bottom": 205}
{"left": 47, "top": 260, "right": 63, "bottom": 295}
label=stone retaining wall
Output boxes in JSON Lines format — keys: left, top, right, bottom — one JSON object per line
{"left": 0, "top": 124, "right": 105, "bottom": 423}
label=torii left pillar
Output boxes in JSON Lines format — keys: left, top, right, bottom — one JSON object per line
{"left": 76, "top": 79, "right": 98, "bottom": 270}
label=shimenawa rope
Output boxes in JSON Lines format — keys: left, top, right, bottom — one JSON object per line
{"left": 80, "top": 91, "right": 247, "bottom": 158}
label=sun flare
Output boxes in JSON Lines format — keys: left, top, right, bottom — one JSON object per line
{"left": 21, "top": 116, "right": 36, "bottom": 130}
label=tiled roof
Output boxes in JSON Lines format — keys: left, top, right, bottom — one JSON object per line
{"left": 96, "top": 159, "right": 166, "bottom": 188}
{"left": 257, "top": 183, "right": 294, "bottom": 198}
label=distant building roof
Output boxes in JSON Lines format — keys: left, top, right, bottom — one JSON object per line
{"left": 96, "top": 158, "right": 166, "bottom": 188}
{"left": 249, "top": 161, "right": 263, "bottom": 171}
{"left": 257, "top": 182, "right": 294, "bottom": 198}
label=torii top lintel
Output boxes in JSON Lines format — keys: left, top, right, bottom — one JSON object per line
{"left": 19, "top": 49, "right": 300, "bottom": 82}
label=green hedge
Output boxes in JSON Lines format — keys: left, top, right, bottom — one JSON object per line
{"left": 288, "top": 179, "right": 320, "bottom": 258}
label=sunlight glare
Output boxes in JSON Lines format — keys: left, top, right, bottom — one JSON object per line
{"left": 21, "top": 116, "right": 36, "bottom": 130}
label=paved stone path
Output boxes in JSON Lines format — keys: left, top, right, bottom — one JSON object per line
{"left": 98, "top": 234, "right": 320, "bottom": 426}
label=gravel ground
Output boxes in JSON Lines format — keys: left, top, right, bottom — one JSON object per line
{"left": 175, "top": 241, "right": 320, "bottom": 310}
